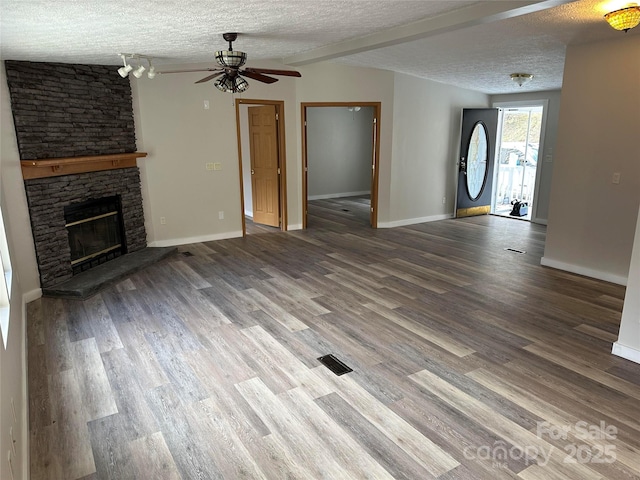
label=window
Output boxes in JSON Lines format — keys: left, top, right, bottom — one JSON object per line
{"left": 0, "top": 209, "right": 13, "bottom": 348}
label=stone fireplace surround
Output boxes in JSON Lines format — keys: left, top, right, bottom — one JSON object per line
{"left": 24, "top": 165, "right": 147, "bottom": 288}
{"left": 4, "top": 60, "right": 156, "bottom": 292}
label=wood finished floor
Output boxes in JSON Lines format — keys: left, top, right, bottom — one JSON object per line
{"left": 28, "top": 196, "right": 640, "bottom": 479}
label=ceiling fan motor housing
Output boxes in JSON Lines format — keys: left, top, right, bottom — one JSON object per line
{"left": 215, "top": 50, "right": 247, "bottom": 68}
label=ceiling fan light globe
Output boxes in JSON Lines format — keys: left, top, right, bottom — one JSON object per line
{"left": 234, "top": 76, "right": 249, "bottom": 92}
{"left": 214, "top": 75, "right": 235, "bottom": 93}
{"left": 215, "top": 50, "right": 247, "bottom": 68}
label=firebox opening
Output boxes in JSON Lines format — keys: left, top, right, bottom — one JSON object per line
{"left": 64, "top": 195, "right": 126, "bottom": 275}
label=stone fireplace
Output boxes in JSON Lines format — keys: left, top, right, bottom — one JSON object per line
{"left": 4, "top": 60, "right": 154, "bottom": 291}
{"left": 22, "top": 162, "right": 147, "bottom": 288}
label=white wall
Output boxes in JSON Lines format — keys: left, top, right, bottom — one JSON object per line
{"left": 542, "top": 35, "right": 640, "bottom": 285}
{"left": 385, "top": 73, "right": 488, "bottom": 227}
{"left": 0, "top": 63, "right": 30, "bottom": 480}
{"left": 0, "top": 66, "right": 40, "bottom": 298}
{"left": 490, "top": 90, "right": 561, "bottom": 224}
{"left": 614, "top": 205, "right": 640, "bottom": 363}
{"left": 307, "top": 106, "right": 374, "bottom": 199}
{"left": 133, "top": 60, "right": 299, "bottom": 245}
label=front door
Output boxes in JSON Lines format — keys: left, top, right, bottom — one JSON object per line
{"left": 456, "top": 108, "right": 499, "bottom": 218}
{"left": 248, "top": 105, "right": 280, "bottom": 227}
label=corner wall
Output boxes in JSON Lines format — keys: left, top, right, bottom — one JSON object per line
{"left": 0, "top": 63, "right": 30, "bottom": 480}
{"left": 542, "top": 35, "right": 640, "bottom": 285}
{"left": 614, "top": 205, "right": 640, "bottom": 363}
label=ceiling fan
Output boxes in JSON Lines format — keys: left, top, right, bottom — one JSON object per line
{"left": 159, "top": 33, "right": 301, "bottom": 93}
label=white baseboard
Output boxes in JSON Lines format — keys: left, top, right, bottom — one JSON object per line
{"left": 308, "top": 191, "right": 370, "bottom": 201}
{"left": 22, "top": 288, "right": 42, "bottom": 303}
{"left": 540, "top": 257, "right": 627, "bottom": 286}
{"left": 378, "top": 213, "right": 454, "bottom": 229}
{"left": 287, "top": 224, "right": 303, "bottom": 231}
{"left": 532, "top": 217, "right": 548, "bottom": 225}
{"left": 148, "top": 231, "right": 243, "bottom": 247}
{"left": 612, "top": 342, "right": 640, "bottom": 364}
{"left": 21, "top": 299, "right": 30, "bottom": 479}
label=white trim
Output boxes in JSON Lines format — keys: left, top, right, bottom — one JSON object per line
{"left": 532, "top": 217, "right": 547, "bottom": 225}
{"left": 612, "top": 342, "right": 640, "bottom": 365}
{"left": 21, "top": 298, "right": 30, "bottom": 479}
{"left": 287, "top": 224, "right": 303, "bottom": 231}
{"left": 148, "top": 231, "right": 243, "bottom": 247}
{"left": 308, "top": 191, "right": 370, "bottom": 200}
{"left": 22, "top": 289, "right": 42, "bottom": 304}
{"left": 540, "top": 257, "right": 627, "bottom": 286}
{"left": 378, "top": 213, "right": 454, "bottom": 229}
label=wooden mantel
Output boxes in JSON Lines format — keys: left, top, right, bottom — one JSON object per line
{"left": 20, "top": 152, "right": 148, "bottom": 180}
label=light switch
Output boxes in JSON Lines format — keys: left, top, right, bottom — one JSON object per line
{"left": 612, "top": 172, "right": 620, "bottom": 184}
{"left": 206, "top": 163, "right": 214, "bottom": 170}
{"left": 213, "top": 163, "right": 222, "bottom": 170}
{"left": 204, "top": 100, "right": 210, "bottom": 110}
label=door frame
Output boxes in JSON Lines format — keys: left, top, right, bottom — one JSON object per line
{"left": 301, "top": 102, "right": 381, "bottom": 229}
{"left": 235, "top": 99, "right": 288, "bottom": 235}
{"left": 492, "top": 99, "right": 549, "bottom": 223}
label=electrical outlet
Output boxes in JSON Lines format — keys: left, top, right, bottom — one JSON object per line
{"left": 442, "top": 196, "right": 446, "bottom": 205}
{"left": 160, "top": 217, "right": 166, "bottom": 225}
{"left": 206, "top": 162, "right": 214, "bottom": 171}
{"left": 218, "top": 211, "right": 224, "bottom": 220}
{"left": 612, "top": 172, "right": 620, "bottom": 184}
{"left": 213, "top": 162, "right": 222, "bottom": 171}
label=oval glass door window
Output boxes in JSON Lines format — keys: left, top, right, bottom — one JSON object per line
{"left": 466, "top": 122, "right": 489, "bottom": 200}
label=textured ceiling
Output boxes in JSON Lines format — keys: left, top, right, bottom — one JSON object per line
{"left": 1, "top": 0, "right": 638, "bottom": 94}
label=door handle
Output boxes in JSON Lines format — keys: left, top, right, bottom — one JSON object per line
{"left": 251, "top": 169, "right": 255, "bottom": 175}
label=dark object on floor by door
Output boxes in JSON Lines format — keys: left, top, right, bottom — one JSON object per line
{"left": 510, "top": 200, "right": 528, "bottom": 217}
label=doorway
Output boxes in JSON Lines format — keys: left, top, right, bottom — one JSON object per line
{"left": 491, "top": 102, "right": 547, "bottom": 221}
{"left": 301, "top": 102, "right": 381, "bottom": 229}
{"left": 235, "top": 99, "right": 288, "bottom": 235}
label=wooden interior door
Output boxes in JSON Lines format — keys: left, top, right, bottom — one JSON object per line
{"left": 248, "top": 105, "right": 280, "bottom": 227}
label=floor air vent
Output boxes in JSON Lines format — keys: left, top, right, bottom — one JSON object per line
{"left": 505, "top": 248, "right": 526, "bottom": 254}
{"left": 318, "top": 354, "right": 353, "bottom": 376}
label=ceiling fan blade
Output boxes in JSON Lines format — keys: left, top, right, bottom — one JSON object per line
{"left": 195, "top": 72, "right": 224, "bottom": 84}
{"left": 158, "top": 67, "right": 222, "bottom": 75}
{"left": 243, "top": 67, "right": 301, "bottom": 78}
{"left": 241, "top": 70, "right": 278, "bottom": 84}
